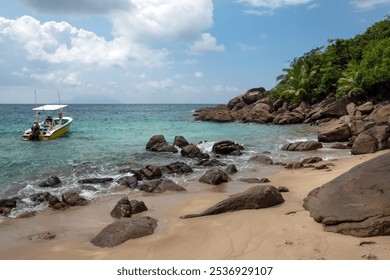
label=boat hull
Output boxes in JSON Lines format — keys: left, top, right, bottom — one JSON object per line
{"left": 23, "top": 117, "right": 73, "bottom": 141}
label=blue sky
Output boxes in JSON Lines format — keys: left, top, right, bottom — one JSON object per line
{"left": 0, "top": 0, "right": 389, "bottom": 104}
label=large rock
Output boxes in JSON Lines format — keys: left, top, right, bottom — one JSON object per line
{"left": 356, "top": 101, "right": 374, "bottom": 115}
{"left": 194, "top": 106, "right": 233, "bottom": 123}
{"left": 160, "top": 161, "right": 193, "bottom": 174}
{"left": 0, "top": 197, "right": 19, "bottom": 215}
{"left": 351, "top": 125, "right": 390, "bottom": 155}
{"left": 38, "top": 176, "right": 61, "bottom": 188}
{"left": 116, "top": 176, "right": 138, "bottom": 189}
{"left": 248, "top": 154, "right": 273, "bottom": 165}
{"left": 368, "top": 103, "right": 390, "bottom": 122}
{"left": 241, "top": 89, "right": 267, "bottom": 105}
{"left": 61, "top": 191, "right": 88, "bottom": 206}
{"left": 90, "top": 216, "right": 158, "bottom": 248}
{"left": 181, "top": 185, "right": 284, "bottom": 219}
{"left": 198, "top": 168, "right": 230, "bottom": 185}
{"left": 145, "top": 135, "right": 178, "bottom": 153}
{"left": 317, "top": 119, "right": 351, "bottom": 142}
{"left": 303, "top": 152, "right": 390, "bottom": 237}
{"left": 139, "top": 165, "right": 162, "bottom": 180}
{"left": 281, "top": 141, "right": 323, "bottom": 152}
{"left": 273, "top": 111, "right": 305, "bottom": 125}
{"left": 129, "top": 200, "right": 148, "bottom": 214}
{"left": 140, "top": 179, "right": 186, "bottom": 193}
{"left": 180, "top": 144, "right": 208, "bottom": 159}
{"left": 319, "top": 96, "right": 349, "bottom": 118}
{"left": 173, "top": 136, "right": 189, "bottom": 148}
{"left": 212, "top": 140, "right": 244, "bottom": 156}
{"left": 111, "top": 197, "right": 132, "bottom": 219}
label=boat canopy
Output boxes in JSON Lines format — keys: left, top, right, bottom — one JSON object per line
{"left": 32, "top": 105, "right": 68, "bottom": 111}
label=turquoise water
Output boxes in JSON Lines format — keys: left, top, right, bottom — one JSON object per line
{"left": 0, "top": 104, "right": 348, "bottom": 216}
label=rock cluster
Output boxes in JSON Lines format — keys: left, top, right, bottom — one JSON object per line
{"left": 194, "top": 88, "right": 390, "bottom": 155}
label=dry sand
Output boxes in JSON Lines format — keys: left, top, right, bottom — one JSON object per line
{"left": 1, "top": 151, "right": 390, "bottom": 260}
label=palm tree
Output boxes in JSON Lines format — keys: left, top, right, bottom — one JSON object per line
{"left": 279, "top": 58, "right": 313, "bottom": 102}
{"left": 336, "top": 60, "right": 365, "bottom": 98}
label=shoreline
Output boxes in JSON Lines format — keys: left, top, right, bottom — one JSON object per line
{"left": 1, "top": 150, "right": 390, "bottom": 260}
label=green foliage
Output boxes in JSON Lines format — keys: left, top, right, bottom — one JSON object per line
{"left": 272, "top": 15, "right": 390, "bottom": 103}
{"left": 336, "top": 60, "right": 364, "bottom": 98}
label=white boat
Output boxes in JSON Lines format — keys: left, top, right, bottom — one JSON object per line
{"left": 22, "top": 105, "right": 73, "bottom": 141}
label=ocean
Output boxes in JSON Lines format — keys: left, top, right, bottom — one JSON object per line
{"left": 0, "top": 104, "right": 349, "bottom": 217}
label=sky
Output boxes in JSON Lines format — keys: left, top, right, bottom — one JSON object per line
{"left": 0, "top": 0, "right": 389, "bottom": 104}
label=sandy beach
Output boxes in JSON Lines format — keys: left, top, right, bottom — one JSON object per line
{"left": 1, "top": 150, "right": 390, "bottom": 260}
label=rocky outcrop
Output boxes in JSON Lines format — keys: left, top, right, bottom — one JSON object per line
{"left": 193, "top": 88, "right": 390, "bottom": 155}
{"left": 90, "top": 216, "right": 158, "bottom": 248}
{"left": 181, "top": 185, "right": 284, "bottom": 219}
{"left": 194, "top": 105, "right": 234, "bottom": 123}
{"left": 38, "top": 176, "right": 61, "bottom": 188}
{"left": 281, "top": 141, "right": 323, "bottom": 151}
{"left": 303, "top": 152, "right": 390, "bottom": 237}
{"left": 146, "top": 135, "right": 178, "bottom": 153}
{"left": 198, "top": 168, "right": 230, "bottom": 185}
{"left": 317, "top": 119, "right": 351, "bottom": 142}
{"left": 212, "top": 140, "right": 244, "bottom": 156}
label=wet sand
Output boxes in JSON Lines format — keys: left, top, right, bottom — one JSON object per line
{"left": 1, "top": 151, "right": 390, "bottom": 260}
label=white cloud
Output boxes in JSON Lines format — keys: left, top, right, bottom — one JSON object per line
{"left": 20, "top": 0, "right": 131, "bottom": 14}
{"left": 194, "top": 72, "right": 204, "bottom": 78}
{"left": 189, "top": 33, "right": 225, "bottom": 54}
{"left": 243, "top": 9, "right": 274, "bottom": 15}
{"left": 213, "top": 85, "right": 240, "bottom": 93}
{"left": 237, "top": 0, "right": 313, "bottom": 9}
{"left": 307, "top": 2, "right": 320, "bottom": 9}
{"left": 111, "top": 0, "right": 214, "bottom": 43}
{"left": 350, "top": 0, "right": 390, "bottom": 10}
{"left": 0, "top": 15, "right": 168, "bottom": 68}
{"left": 237, "top": 43, "right": 258, "bottom": 51}
{"left": 141, "top": 79, "right": 174, "bottom": 90}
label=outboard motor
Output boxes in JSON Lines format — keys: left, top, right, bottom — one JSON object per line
{"left": 30, "top": 122, "right": 40, "bottom": 140}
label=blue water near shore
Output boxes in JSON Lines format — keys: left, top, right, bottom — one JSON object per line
{"left": 0, "top": 104, "right": 349, "bottom": 216}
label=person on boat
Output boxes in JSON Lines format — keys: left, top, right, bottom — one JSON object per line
{"left": 30, "top": 122, "right": 40, "bottom": 140}
{"left": 45, "top": 115, "right": 53, "bottom": 130}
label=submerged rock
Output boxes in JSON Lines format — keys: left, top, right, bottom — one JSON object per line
{"left": 38, "top": 176, "right": 61, "bottom": 188}
{"left": 212, "top": 140, "right": 244, "bottom": 156}
{"left": 146, "top": 135, "right": 178, "bottom": 153}
{"left": 78, "top": 178, "right": 113, "bottom": 184}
